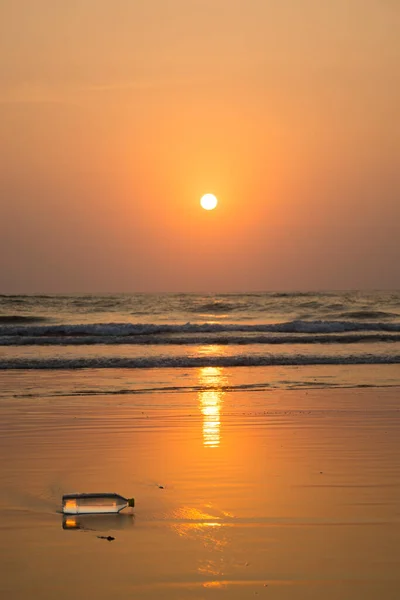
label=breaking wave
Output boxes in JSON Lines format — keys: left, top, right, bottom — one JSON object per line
{"left": 1, "top": 332, "right": 400, "bottom": 346}
{"left": 1, "top": 320, "right": 400, "bottom": 339}
{"left": 1, "top": 353, "right": 399, "bottom": 370}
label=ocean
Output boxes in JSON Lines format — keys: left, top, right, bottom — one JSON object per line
{"left": 1, "top": 291, "right": 399, "bottom": 392}
{"left": 1, "top": 292, "right": 400, "bottom": 599}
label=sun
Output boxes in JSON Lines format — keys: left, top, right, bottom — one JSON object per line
{"left": 200, "top": 193, "right": 218, "bottom": 210}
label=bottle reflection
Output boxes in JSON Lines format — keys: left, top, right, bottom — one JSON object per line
{"left": 62, "top": 513, "right": 135, "bottom": 531}
{"left": 198, "top": 366, "right": 225, "bottom": 448}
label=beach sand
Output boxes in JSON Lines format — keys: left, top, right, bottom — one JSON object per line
{"left": 0, "top": 368, "right": 399, "bottom": 599}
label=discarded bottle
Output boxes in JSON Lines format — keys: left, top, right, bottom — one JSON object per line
{"left": 62, "top": 493, "right": 135, "bottom": 515}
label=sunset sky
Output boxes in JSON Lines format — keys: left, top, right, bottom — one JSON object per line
{"left": 1, "top": 0, "right": 399, "bottom": 293}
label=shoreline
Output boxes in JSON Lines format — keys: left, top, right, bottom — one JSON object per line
{"left": 1, "top": 379, "right": 399, "bottom": 599}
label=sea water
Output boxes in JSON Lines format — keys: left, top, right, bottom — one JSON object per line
{"left": 0, "top": 291, "right": 399, "bottom": 392}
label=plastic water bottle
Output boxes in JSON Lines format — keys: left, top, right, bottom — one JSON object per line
{"left": 62, "top": 493, "right": 135, "bottom": 515}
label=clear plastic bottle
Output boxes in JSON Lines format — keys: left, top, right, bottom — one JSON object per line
{"left": 62, "top": 493, "right": 135, "bottom": 515}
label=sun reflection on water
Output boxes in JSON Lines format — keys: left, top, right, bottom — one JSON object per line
{"left": 198, "top": 366, "right": 226, "bottom": 448}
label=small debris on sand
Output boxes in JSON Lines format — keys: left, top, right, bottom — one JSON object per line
{"left": 97, "top": 536, "right": 115, "bottom": 541}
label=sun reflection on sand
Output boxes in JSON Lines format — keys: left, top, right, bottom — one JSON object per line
{"left": 170, "top": 506, "right": 228, "bottom": 579}
{"left": 202, "top": 580, "right": 227, "bottom": 588}
{"left": 198, "top": 365, "right": 226, "bottom": 448}
{"left": 169, "top": 362, "right": 231, "bottom": 583}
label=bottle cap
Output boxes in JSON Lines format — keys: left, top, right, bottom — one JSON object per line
{"left": 128, "top": 498, "right": 135, "bottom": 507}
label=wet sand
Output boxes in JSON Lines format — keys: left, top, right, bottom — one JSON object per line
{"left": 0, "top": 370, "right": 399, "bottom": 599}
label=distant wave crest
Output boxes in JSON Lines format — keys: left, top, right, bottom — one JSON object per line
{"left": 338, "top": 310, "right": 398, "bottom": 320}
{"left": 187, "top": 301, "right": 248, "bottom": 313}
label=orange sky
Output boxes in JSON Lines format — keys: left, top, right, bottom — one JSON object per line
{"left": 1, "top": 0, "right": 399, "bottom": 292}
